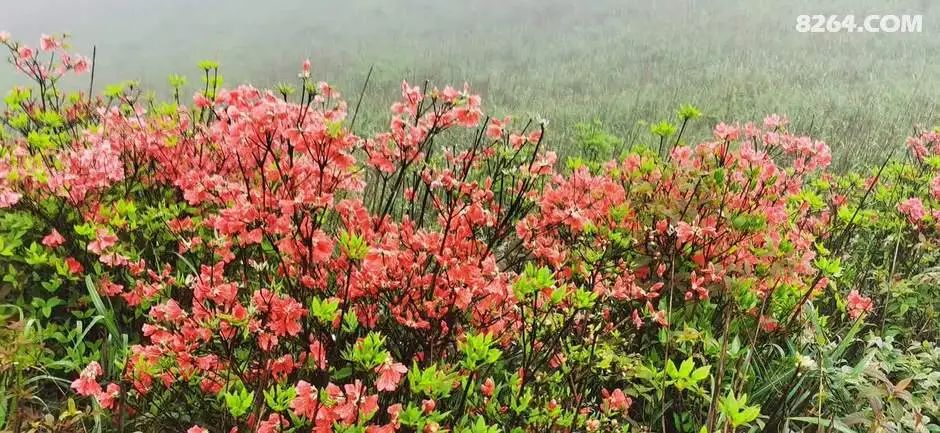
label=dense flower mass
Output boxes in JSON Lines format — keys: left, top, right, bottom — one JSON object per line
{"left": 1, "top": 32, "right": 938, "bottom": 433}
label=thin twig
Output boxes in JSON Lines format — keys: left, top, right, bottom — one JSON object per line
{"left": 87, "top": 45, "right": 97, "bottom": 103}
{"left": 349, "top": 64, "right": 374, "bottom": 132}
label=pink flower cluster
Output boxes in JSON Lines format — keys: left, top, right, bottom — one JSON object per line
{"left": 69, "top": 362, "right": 120, "bottom": 409}
{"left": 846, "top": 290, "right": 873, "bottom": 319}
{"left": 517, "top": 117, "right": 832, "bottom": 332}
{"left": 1, "top": 33, "right": 90, "bottom": 81}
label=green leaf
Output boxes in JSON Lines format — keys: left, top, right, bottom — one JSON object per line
{"left": 691, "top": 365, "right": 710, "bottom": 382}
{"left": 85, "top": 276, "right": 120, "bottom": 341}
{"left": 665, "top": 359, "right": 679, "bottom": 378}
{"left": 679, "top": 357, "right": 695, "bottom": 378}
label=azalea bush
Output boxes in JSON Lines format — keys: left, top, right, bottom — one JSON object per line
{"left": 795, "top": 128, "right": 940, "bottom": 432}
{"left": 0, "top": 32, "right": 938, "bottom": 433}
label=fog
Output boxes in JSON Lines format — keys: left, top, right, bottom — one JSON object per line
{"left": 3, "top": 0, "right": 939, "bottom": 165}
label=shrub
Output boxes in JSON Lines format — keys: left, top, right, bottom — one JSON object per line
{"left": 0, "top": 32, "right": 937, "bottom": 433}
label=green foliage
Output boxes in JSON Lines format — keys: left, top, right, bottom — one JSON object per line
{"left": 664, "top": 357, "right": 710, "bottom": 393}
{"left": 650, "top": 120, "right": 678, "bottom": 138}
{"left": 167, "top": 73, "right": 187, "bottom": 89}
{"left": 310, "top": 296, "right": 341, "bottom": 324}
{"left": 408, "top": 363, "right": 459, "bottom": 399}
{"left": 574, "top": 119, "right": 622, "bottom": 162}
{"left": 264, "top": 383, "right": 297, "bottom": 412}
{"left": 459, "top": 333, "right": 501, "bottom": 371}
{"left": 718, "top": 392, "right": 760, "bottom": 429}
{"left": 345, "top": 332, "right": 389, "bottom": 370}
{"left": 677, "top": 104, "right": 703, "bottom": 121}
{"left": 457, "top": 416, "right": 501, "bottom": 433}
{"left": 197, "top": 60, "right": 220, "bottom": 71}
{"left": 339, "top": 230, "right": 367, "bottom": 261}
{"left": 513, "top": 263, "right": 554, "bottom": 299}
{"left": 223, "top": 387, "right": 255, "bottom": 418}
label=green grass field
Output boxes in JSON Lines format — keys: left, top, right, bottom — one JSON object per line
{"left": 3, "top": 0, "right": 938, "bottom": 168}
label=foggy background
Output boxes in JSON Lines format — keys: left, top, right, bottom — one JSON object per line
{"left": 2, "top": 0, "right": 939, "bottom": 167}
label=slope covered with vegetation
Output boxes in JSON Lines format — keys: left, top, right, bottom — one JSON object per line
{"left": 0, "top": 32, "right": 938, "bottom": 433}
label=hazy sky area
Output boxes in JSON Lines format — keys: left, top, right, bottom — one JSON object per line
{"left": 2, "top": 0, "right": 939, "bottom": 166}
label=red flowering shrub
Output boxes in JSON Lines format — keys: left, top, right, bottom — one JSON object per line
{"left": 1, "top": 33, "right": 562, "bottom": 432}
{"left": 2, "top": 32, "right": 937, "bottom": 433}
{"left": 520, "top": 117, "right": 833, "bottom": 329}
{"left": 821, "top": 128, "right": 940, "bottom": 336}
{"left": 509, "top": 117, "right": 841, "bottom": 431}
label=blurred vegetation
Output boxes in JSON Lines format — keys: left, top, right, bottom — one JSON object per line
{"left": 2, "top": 0, "right": 938, "bottom": 168}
